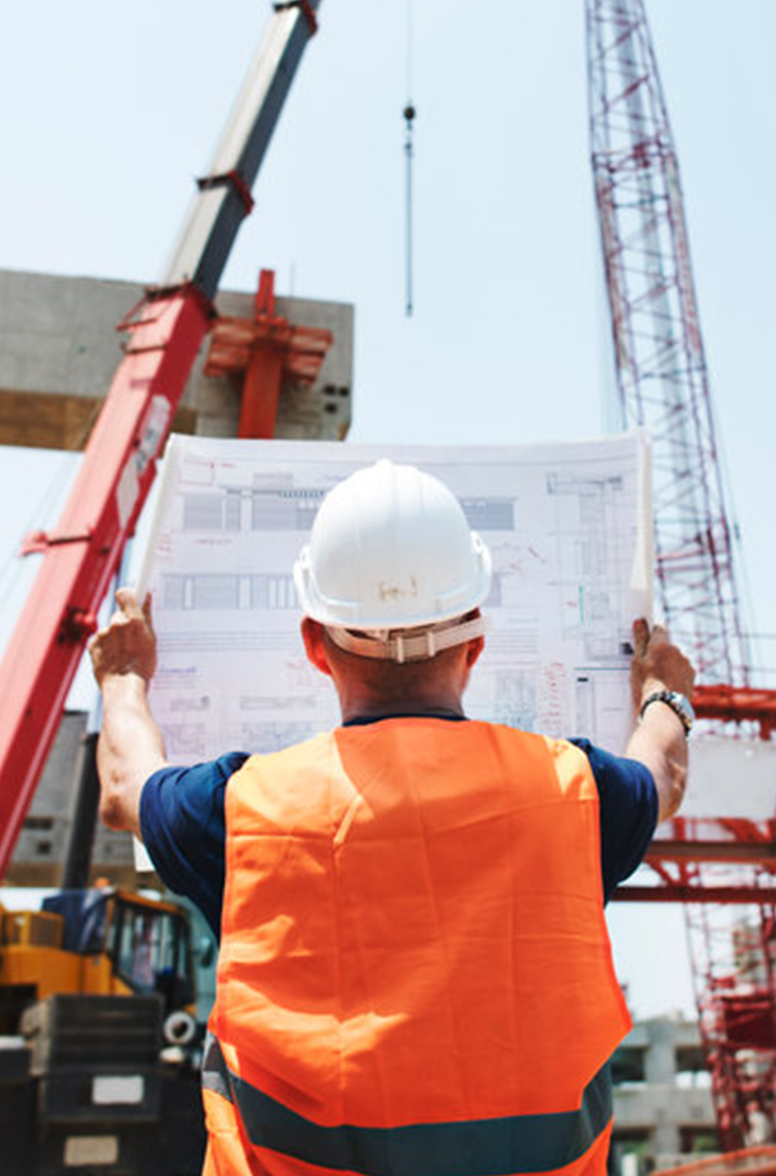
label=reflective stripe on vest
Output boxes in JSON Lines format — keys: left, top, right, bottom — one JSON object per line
{"left": 202, "top": 1034, "right": 613, "bottom": 1176}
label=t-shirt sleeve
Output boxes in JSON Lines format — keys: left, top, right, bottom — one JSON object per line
{"left": 570, "top": 738, "right": 658, "bottom": 902}
{"left": 139, "top": 752, "right": 249, "bottom": 939}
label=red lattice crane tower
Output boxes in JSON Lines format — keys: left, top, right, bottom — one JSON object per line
{"left": 586, "top": 0, "right": 776, "bottom": 1149}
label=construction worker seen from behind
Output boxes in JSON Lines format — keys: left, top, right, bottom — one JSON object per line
{"left": 89, "top": 459, "right": 695, "bottom": 1176}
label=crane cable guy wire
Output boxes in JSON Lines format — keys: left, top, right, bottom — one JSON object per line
{"left": 403, "top": 0, "right": 416, "bottom": 317}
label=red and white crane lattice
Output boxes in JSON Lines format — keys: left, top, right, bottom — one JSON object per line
{"left": 587, "top": 0, "right": 776, "bottom": 1148}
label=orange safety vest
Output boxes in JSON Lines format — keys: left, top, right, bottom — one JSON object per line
{"left": 202, "top": 718, "right": 631, "bottom": 1176}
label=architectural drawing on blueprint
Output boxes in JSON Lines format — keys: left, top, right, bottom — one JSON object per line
{"left": 137, "top": 433, "right": 651, "bottom": 767}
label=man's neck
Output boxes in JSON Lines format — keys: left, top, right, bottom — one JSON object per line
{"left": 339, "top": 697, "right": 465, "bottom": 724}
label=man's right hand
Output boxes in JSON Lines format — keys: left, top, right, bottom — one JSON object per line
{"left": 87, "top": 588, "right": 165, "bottom": 837}
{"left": 630, "top": 618, "right": 695, "bottom": 711}
{"left": 89, "top": 588, "right": 157, "bottom": 688}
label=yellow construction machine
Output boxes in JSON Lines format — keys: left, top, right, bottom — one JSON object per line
{"left": 0, "top": 887, "right": 196, "bottom": 1028}
{"left": 0, "top": 887, "right": 206, "bottom": 1175}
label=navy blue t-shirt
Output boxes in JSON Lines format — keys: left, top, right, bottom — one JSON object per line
{"left": 140, "top": 720, "right": 658, "bottom": 939}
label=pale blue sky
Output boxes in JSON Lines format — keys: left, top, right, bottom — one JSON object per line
{"left": 2, "top": 0, "right": 775, "bottom": 1019}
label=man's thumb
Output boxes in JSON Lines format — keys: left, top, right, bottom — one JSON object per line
{"left": 632, "top": 617, "right": 650, "bottom": 657}
{"left": 115, "top": 587, "right": 142, "bottom": 618}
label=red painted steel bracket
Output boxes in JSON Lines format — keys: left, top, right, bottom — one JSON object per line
{"left": 197, "top": 169, "right": 256, "bottom": 217}
{"left": 275, "top": 0, "right": 319, "bottom": 35}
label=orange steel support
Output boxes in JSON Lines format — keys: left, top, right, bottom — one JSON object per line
{"left": 611, "top": 887, "right": 776, "bottom": 905}
{"left": 240, "top": 348, "right": 287, "bottom": 439}
{"left": 694, "top": 685, "right": 776, "bottom": 740}
{"left": 654, "top": 1147, "right": 776, "bottom": 1176}
{"left": 204, "top": 269, "right": 333, "bottom": 439}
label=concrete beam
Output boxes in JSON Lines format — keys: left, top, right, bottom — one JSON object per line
{"left": 0, "top": 270, "right": 354, "bottom": 448}
{"left": 0, "top": 389, "right": 197, "bottom": 451}
{"left": 614, "top": 1085, "right": 715, "bottom": 1131}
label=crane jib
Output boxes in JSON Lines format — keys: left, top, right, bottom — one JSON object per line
{"left": 0, "top": 2, "right": 324, "bottom": 881}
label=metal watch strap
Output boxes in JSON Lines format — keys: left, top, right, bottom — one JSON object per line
{"left": 639, "top": 689, "right": 694, "bottom": 735}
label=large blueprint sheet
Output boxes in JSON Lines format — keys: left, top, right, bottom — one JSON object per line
{"left": 138, "top": 433, "right": 651, "bottom": 762}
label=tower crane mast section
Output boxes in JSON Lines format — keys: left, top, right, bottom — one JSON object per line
{"left": 586, "top": 0, "right": 776, "bottom": 1148}
{"left": 586, "top": 0, "right": 750, "bottom": 688}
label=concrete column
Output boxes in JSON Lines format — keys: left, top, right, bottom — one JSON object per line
{"left": 645, "top": 1020, "right": 681, "bottom": 1158}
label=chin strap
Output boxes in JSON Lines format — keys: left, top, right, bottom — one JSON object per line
{"left": 325, "top": 614, "right": 490, "bottom": 664}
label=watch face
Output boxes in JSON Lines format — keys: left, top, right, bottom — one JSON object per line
{"left": 665, "top": 691, "right": 694, "bottom": 731}
{"left": 672, "top": 693, "right": 696, "bottom": 722}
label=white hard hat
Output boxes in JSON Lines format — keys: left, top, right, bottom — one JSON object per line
{"left": 294, "top": 460, "right": 491, "bottom": 659}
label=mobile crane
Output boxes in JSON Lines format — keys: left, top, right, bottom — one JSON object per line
{"left": 0, "top": 4, "right": 324, "bottom": 1172}
{"left": 0, "top": 0, "right": 323, "bottom": 883}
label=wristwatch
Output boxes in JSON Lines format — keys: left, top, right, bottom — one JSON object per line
{"left": 639, "top": 689, "right": 695, "bottom": 735}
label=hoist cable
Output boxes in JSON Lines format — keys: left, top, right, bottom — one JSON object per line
{"left": 403, "top": 103, "right": 415, "bottom": 318}
{"left": 403, "top": 0, "right": 416, "bottom": 318}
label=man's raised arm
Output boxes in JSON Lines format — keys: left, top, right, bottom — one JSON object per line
{"left": 88, "top": 588, "right": 168, "bottom": 837}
